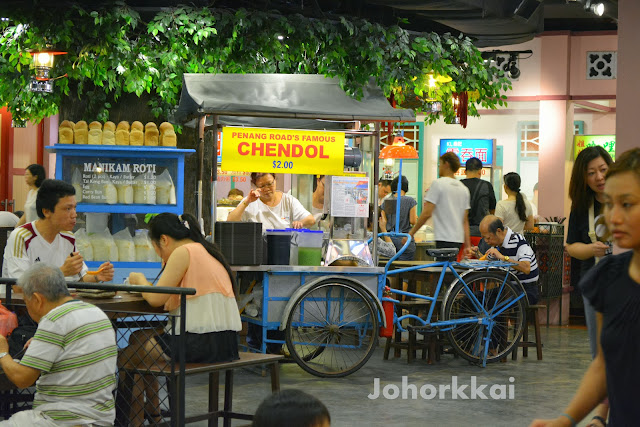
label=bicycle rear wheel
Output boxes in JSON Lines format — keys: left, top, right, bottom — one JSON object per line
{"left": 285, "top": 279, "right": 379, "bottom": 378}
{"left": 442, "top": 271, "right": 526, "bottom": 364}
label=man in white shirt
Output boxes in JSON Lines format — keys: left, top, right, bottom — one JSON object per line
{"left": 408, "top": 152, "right": 471, "bottom": 252}
{"left": 2, "top": 179, "right": 114, "bottom": 285}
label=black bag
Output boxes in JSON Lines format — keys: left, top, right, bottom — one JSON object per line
{"left": 8, "top": 314, "right": 38, "bottom": 357}
{"left": 469, "top": 180, "right": 492, "bottom": 228}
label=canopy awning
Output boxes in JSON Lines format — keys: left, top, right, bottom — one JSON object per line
{"left": 174, "top": 73, "right": 415, "bottom": 123}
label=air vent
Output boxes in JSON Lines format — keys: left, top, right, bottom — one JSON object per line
{"left": 586, "top": 51, "right": 617, "bottom": 80}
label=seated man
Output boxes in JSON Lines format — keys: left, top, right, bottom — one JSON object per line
{"left": 472, "top": 215, "right": 540, "bottom": 305}
{"left": 0, "top": 263, "right": 117, "bottom": 426}
{"left": 2, "top": 179, "right": 114, "bottom": 285}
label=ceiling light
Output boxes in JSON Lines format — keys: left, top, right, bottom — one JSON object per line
{"left": 503, "top": 54, "right": 520, "bottom": 79}
{"left": 584, "top": 0, "right": 605, "bottom": 16}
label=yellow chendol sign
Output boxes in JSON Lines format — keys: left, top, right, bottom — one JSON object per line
{"left": 221, "top": 126, "right": 345, "bottom": 175}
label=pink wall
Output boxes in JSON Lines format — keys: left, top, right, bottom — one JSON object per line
{"left": 616, "top": 0, "right": 640, "bottom": 155}
{"left": 569, "top": 34, "right": 618, "bottom": 96}
{"left": 540, "top": 35, "right": 570, "bottom": 96}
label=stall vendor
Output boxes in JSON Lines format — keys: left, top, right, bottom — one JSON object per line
{"left": 227, "top": 172, "right": 315, "bottom": 229}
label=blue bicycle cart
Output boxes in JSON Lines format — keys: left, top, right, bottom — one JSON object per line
{"left": 236, "top": 241, "right": 528, "bottom": 377}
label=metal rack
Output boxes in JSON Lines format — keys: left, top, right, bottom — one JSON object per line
{"left": 524, "top": 223, "right": 565, "bottom": 325}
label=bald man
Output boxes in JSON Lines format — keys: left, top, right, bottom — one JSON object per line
{"left": 471, "top": 215, "right": 540, "bottom": 304}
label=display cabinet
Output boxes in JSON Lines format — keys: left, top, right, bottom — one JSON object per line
{"left": 45, "top": 145, "right": 195, "bottom": 281}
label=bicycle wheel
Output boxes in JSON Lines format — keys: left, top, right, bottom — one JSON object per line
{"left": 285, "top": 279, "right": 379, "bottom": 378}
{"left": 442, "top": 271, "right": 526, "bottom": 364}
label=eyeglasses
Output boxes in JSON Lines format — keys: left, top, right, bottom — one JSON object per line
{"left": 257, "top": 180, "right": 276, "bottom": 189}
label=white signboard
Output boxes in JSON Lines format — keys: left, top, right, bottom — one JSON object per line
{"left": 330, "top": 176, "right": 369, "bottom": 217}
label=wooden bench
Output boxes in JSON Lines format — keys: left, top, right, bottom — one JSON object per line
{"left": 117, "top": 352, "right": 283, "bottom": 427}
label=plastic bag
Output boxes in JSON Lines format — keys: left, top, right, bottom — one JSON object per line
{"left": 133, "top": 171, "right": 156, "bottom": 204}
{"left": 114, "top": 173, "right": 133, "bottom": 204}
{"left": 90, "top": 227, "right": 119, "bottom": 262}
{"left": 71, "top": 168, "right": 84, "bottom": 203}
{"left": 134, "top": 229, "right": 155, "bottom": 262}
{"left": 75, "top": 228, "right": 94, "bottom": 261}
{"left": 113, "top": 228, "right": 135, "bottom": 262}
{"left": 155, "top": 169, "right": 176, "bottom": 205}
{"left": 0, "top": 303, "right": 18, "bottom": 337}
{"left": 102, "top": 173, "right": 118, "bottom": 205}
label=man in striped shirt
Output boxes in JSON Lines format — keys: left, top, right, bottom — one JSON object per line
{"left": 478, "top": 215, "right": 540, "bottom": 304}
{"left": 0, "top": 263, "right": 117, "bottom": 426}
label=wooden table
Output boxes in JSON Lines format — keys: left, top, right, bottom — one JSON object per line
{"left": 3, "top": 292, "right": 164, "bottom": 314}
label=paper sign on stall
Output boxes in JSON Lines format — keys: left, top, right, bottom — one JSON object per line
{"left": 221, "top": 126, "right": 345, "bottom": 175}
{"left": 331, "top": 176, "right": 369, "bottom": 217}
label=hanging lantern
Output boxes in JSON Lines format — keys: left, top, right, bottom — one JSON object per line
{"left": 423, "top": 71, "right": 452, "bottom": 102}
{"left": 28, "top": 49, "right": 67, "bottom": 93}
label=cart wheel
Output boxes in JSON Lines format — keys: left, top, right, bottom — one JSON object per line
{"left": 442, "top": 271, "right": 526, "bottom": 364}
{"left": 285, "top": 278, "right": 379, "bottom": 378}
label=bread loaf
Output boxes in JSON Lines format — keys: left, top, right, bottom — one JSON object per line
{"left": 160, "top": 130, "right": 177, "bottom": 147}
{"left": 117, "top": 121, "right": 130, "bottom": 132}
{"left": 159, "top": 122, "right": 173, "bottom": 134}
{"left": 75, "top": 120, "right": 88, "bottom": 130}
{"left": 59, "top": 126, "right": 74, "bottom": 144}
{"left": 88, "top": 128, "right": 102, "bottom": 145}
{"left": 104, "top": 121, "right": 116, "bottom": 133}
{"left": 60, "top": 120, "right": 74, "bottom": 129}
{"left": 89, "top": 121, "right": 102, "bottom": 131}
{"left": 145, "top": 122, "right": 157, "bottom": 132}
{"left": 74, "top": 129, "right": 88, "bottom": 145}
{"left": 115, "top": 129, "right": 130, "bottom": 145}
{"left": 102, "top": 130, "right": 116, "bottom": 145}
{"left": 144, "top": 128, "right": 159, "bottom": 146}
{"left": 131, "top": 121, "right": 144, "bottom": 132}
{"left": 130, "top": 129, "right": 144, "bottom": 146}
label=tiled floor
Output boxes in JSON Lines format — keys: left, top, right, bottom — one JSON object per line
{"left": 183, "top": 326, "right": 597, "bottom": 426}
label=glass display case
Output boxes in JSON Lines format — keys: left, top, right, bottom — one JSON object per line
{"left": 45, "top": 145, "right": 195, "bottom": 282}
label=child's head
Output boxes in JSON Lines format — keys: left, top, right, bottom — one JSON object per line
{"left": 253, "top": 389, "right": 330, "bottom": 427}
{"left": 604, "top": 148, "right": 640, "bottom": 250}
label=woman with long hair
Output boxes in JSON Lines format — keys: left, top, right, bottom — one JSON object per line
{"left": 530, "top": 149, "right": 640, "bottom": 427}
{"left": 16, "top": 164, "right": 46, "bottom": 226}
{"left": 120, "top": 212, "right": 241, "bottom": 425}
{"left": 494, "top": 172, "right": 534, "bottom": 234}
{"left": 563, "top": 146, "right": 614, "bottom": 427}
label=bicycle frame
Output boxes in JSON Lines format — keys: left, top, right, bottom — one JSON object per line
{"left": 385, "top": 260, "right": 522, "bottom": 329}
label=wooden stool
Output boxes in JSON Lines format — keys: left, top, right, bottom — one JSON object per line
{"left": 383, "top": 300, "right": 431, "bottom": 363}
{"left": 512, "top": 304, "right": 546, "bottom": 361}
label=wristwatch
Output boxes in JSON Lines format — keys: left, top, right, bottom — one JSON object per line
{"left": 503, "top": 256, "right": 510, "bottom": 261}
{"left": 0, "top": 352, "right": 9, "bottom": 360}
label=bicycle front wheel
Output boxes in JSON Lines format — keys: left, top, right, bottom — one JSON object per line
{"left": 285, "top": 279, "right": 379, "bottom": 378}
{"left": 442, "top": 271, "right": 526, "bottom": 364}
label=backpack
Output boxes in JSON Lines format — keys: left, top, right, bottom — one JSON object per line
{"left": 469, "top": 180, "right": 492, "bottom": 226}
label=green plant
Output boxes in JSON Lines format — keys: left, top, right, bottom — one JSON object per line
{"left": 0, "top": 4, "right": 511, "bottom": 125}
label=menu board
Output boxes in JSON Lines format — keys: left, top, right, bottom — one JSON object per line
{"left": 61, "top": 156, "right": 178, "bottom": 205}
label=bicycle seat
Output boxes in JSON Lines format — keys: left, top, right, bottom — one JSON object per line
{"left": 426, "top": 248, "right": 459, "bottom": 259}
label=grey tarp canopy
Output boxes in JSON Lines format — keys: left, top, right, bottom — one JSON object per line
{"left": 174, "top": 73, "right": 415, "bottom": 122}
{"left": 183, "top": 115, "right": 356, "bottom": 130}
